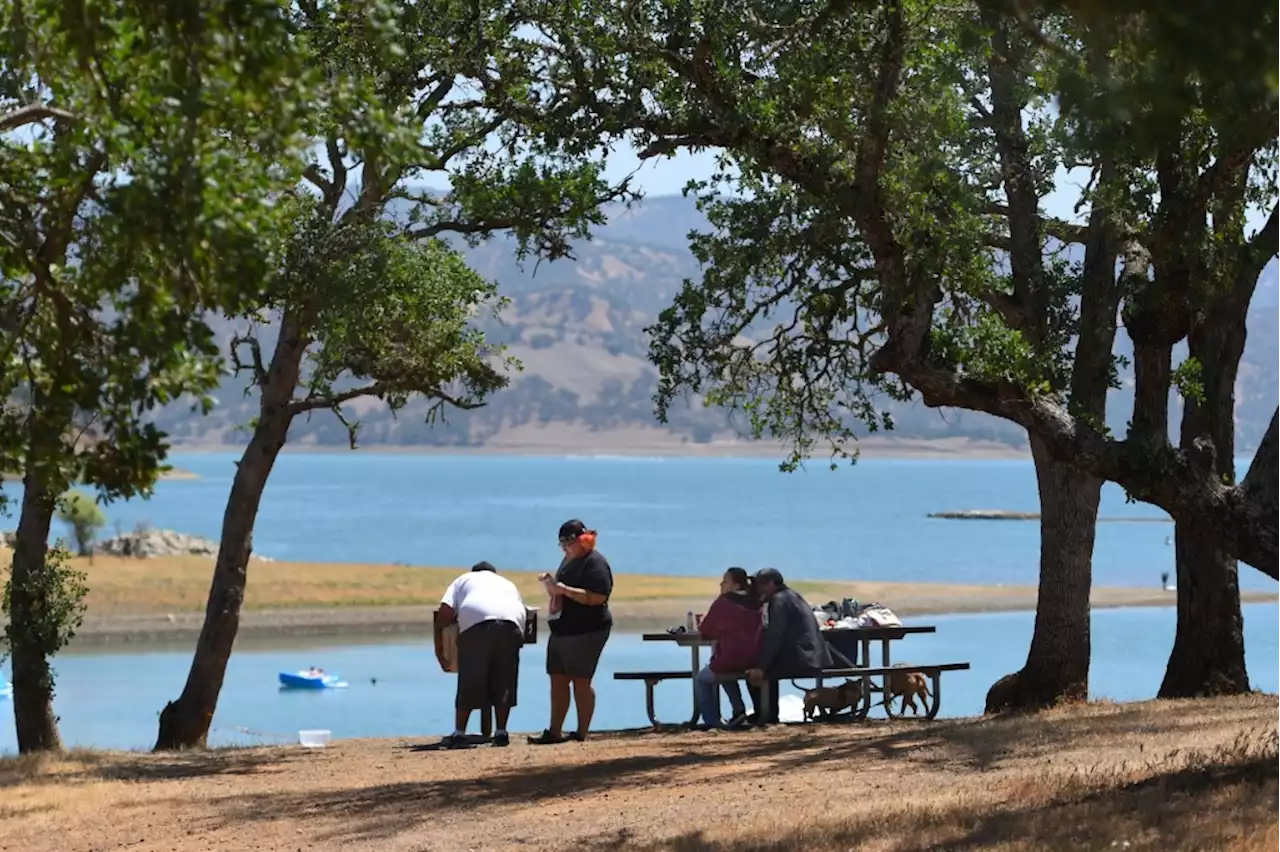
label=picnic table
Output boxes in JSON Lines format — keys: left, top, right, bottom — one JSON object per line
{"left": 626, "top": 624, "right": 959, "bottom": 727}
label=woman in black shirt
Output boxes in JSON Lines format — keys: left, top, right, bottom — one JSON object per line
{"left": 529, "top": 519, "right": 613, "bottom": 744}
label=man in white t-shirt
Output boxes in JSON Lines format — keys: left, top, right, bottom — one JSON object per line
{"left": 436, "top": 562, "right": 527, "bottom": 747}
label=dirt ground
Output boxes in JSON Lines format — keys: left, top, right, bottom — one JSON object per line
{"left": 1, "top": 694, "right": 1275, "bottom": 852}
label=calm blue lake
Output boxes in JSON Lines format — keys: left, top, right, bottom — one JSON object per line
{"left": 0, "top": 454, "right": 1275, "bottom": 753}
{"left": 0, "top": 604, "right": 1275, "bottom": 753}
{"left": 9, "top": 452, "right": 1276, "bottom": 590}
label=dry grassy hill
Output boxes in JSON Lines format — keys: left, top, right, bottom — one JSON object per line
{"left": 148, "top": 196, "right": 1279, "bottom": 454}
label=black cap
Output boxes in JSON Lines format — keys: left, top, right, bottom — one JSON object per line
{"left": 558, "top": 519, "right": 587, "bottom": 542}
{"left": 471, "top": 561, "right": 497, "bottom": 573}
{"left": 754, "top": 567, "right": 785, "bottom": 587}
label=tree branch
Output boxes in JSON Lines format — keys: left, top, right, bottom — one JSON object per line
{"left": 1238, "top": 408, "right": 1278, "bottom": 578}
{"left": 1242, "top": 201, "right": 1279, "bottom": 280}
{"left": 288, "top": 383, "right": 484, "bottom": 416}
{"left": 407, "top": 218, "right": 520, "bottom": 240}
{"left": 0, "top": 104, "right": 78, "bottom": 132}
{"left": 984, "top": 203, "right": 1088, "bottom": 244}
{"left": 229, "top": 333, "right": 268, "bottom": 387}
{"left": 638, "top": 133, "right": 725, "bottom": 159}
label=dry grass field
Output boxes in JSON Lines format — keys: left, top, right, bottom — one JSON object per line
{"left": 0, "top": 694, "right": 1274, "bottom": 852}
{"left": 16, "top": 551, "right": 1272, "bottom": 616}
{"left": 0, "top": 548, "right": 1272, "bottom": 642}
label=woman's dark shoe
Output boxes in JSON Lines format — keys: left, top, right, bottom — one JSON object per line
{"left": 569, "top": 731, "right": 586, "bottom": 742}
{"left": 527, "top": 729, "right": 567, "bottom": 745}
{"left": 492, "top": 732, "right": 510, "bottom": 747}
{"left": 440, "top": 733, "right": 470, "bottom": 749}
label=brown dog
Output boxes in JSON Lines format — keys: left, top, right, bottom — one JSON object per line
{"left": 886, "top": 668, "right": 931, "bottom": 715}
{"left": 802, "top": 679, "right": 862, "bottom": 721}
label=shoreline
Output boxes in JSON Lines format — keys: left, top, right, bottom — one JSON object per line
{"left": 67, "top": 585, "right": 1277, "bottom": 647}
{"left": 165, "top": 433, "right": 1034, "bottom": 460}
{"left": 2, "top": 466, "right": 199, "bottom": 483}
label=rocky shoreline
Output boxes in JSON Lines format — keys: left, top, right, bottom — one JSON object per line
{"left": 1, "top": 528, "right": 277, "bottom": 561}
{"left": 95, "top": 529, "right": 220, "bottom": 558}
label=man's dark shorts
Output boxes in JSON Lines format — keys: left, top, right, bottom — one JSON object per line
{"left": 456, "top": 619, "right": 523, "bottom": 711}
{"left": 546, "top": 629, "right": 611, "bottom": 678}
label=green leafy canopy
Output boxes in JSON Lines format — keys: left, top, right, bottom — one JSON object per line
{"left": 0, "top": 0, "right": 316, "bottom": 501}
{"left": 223, "top": 0, "right": 638, "bottom": 443}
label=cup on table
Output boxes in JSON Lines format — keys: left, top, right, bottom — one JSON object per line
{"left": 694, "top": 613, "right": 705, "bottom": 631}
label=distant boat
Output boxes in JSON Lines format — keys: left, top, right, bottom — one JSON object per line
{"left": 278, "top": 670, "right": 348, "bottom": 690}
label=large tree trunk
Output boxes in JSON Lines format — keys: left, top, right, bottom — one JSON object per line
{"left": 154, "top": 312, "right": 306, "bottom": 750}
{"left": 1160, "top": 515, "right": 1248, "bottom": 696}
{"left": 8, "top": 470, "right": 63, "bottom": 753}
{"left": 1159, "top": 294, "right": 1249, "bottom": 697}
{"left": 985, "top": 435, "right": 1101, "bottom": 713}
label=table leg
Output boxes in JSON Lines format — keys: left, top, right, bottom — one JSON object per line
{"left": 881, "top": 639, "right": 894, "bottom": 717}
{"left": 689, "top": 644, "right": 702, "bottom": 725}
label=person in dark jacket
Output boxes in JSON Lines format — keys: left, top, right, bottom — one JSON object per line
{"left": 694, "top": 567, "right": 762, "bottom": 728}
{"left": 747, "top": 567, "right": 839, "bottom": 723}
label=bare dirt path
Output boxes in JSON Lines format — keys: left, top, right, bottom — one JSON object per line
{"left": 1, "top": 694, "right": 1275, "bottom": 852}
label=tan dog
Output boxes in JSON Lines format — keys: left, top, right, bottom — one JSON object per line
{"left": 802, "top": 679, "right": 862, "bottom": 721}
{"left": 886, "top": 668, "right": 931, "bottom": 715}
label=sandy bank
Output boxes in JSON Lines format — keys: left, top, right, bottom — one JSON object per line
{"left": 1, "top": 467, "right": 198, "bottom": 484}
{"left": 1, "top": 694, "right": 1274, "bottom": 852}
{"left": 1, "top": 551, "right": 1270, "bottom": 646}
{"left": 67, "top": 582, "right": 1276, "bottom": 646}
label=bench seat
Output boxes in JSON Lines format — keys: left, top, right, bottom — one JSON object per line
{"left": 615, "top": 662, "right": 970, "bottom": 726}
{"left": 613, "top": 671, "right": 693, "bottom": 681}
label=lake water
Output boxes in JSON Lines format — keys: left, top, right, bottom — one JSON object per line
{"left": 0, "top": 604, "right": 1275, "bottom": 753}
{"left": 0, "top": 453, "right": 1275, "bottom": 753}
{"left": 11, "top": 452, "right": 1277, "bottom": 590}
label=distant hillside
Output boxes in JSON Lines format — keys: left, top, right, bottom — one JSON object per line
{"left": 155, "top": 196, "right": 1279, "bottom": 454}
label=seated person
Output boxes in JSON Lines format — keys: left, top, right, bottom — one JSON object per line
{"left": 694, "top": 567, "right": 762, "bottom": 728}
{"left": 748, "top": 567, "right": 850, "bottom": 723}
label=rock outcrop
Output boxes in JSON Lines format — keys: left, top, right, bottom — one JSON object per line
{"left": 96, "top": 529, "right": 219, "bottom": 558}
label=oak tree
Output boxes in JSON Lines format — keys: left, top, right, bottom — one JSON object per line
{"left": 0, "top": 0, "right": 311, "bottom": 752}
{"left": 153, "top": 0, "right": 631, "bottom": 749}
{"left": 523, "top": 0, "right": 1276, "bottom": 708}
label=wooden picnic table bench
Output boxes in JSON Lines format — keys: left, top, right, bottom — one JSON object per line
{"left": 614, "top": 670, "right": 694, "bottom": 730}
{"left": 617, "top": 627, "right": 968, "bottom": 727}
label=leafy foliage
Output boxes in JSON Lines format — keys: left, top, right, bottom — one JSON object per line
{"left": 523, "top": 0, "right": 1075, "bottom": 467}
{"left": 0, "top": 0, "right": 315, "bottom": 752}
{"left": 1, "top": 544, "right": 88, "bottom": 680}
{"left": 0, "top": 0, "right": 312, "bottom": 500}
{"left": 223, "top": 0, "right": 636, "bottom": 442}
{"left": 1009, "top": 0, "right": 1277, "bottom": 106}
{"left": 258, "top": 196, "right": 512, "bottom": 446}
{"left": 55, "top": 489, "right": 106, "bottom": 557}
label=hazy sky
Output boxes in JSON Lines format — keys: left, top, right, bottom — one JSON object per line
{"left": 600, "top": 146, "right": 1272, "bottom": 231}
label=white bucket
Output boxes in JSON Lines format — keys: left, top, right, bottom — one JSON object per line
{"left": 299, "top": 729, "right": 332, "bottom": 748}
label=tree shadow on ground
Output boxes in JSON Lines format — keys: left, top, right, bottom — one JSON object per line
{"left": 761, "top": 696, "right": 1277, "bottom": 774}
{"left": 578, "top": 755, "right": 1279, "bottom": 852}
{"left": 200, "top": 736, "right": 823, "bottom": 844}
{"left": 185, "top": 697, "right": 1280, "bottom": 847}
{"left": 0, "top": 746, "right": 301, "bottom": 788}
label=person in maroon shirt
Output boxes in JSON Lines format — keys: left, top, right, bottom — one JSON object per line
{"left": 694, "top": 567, "right": 762, "bottom": 728}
